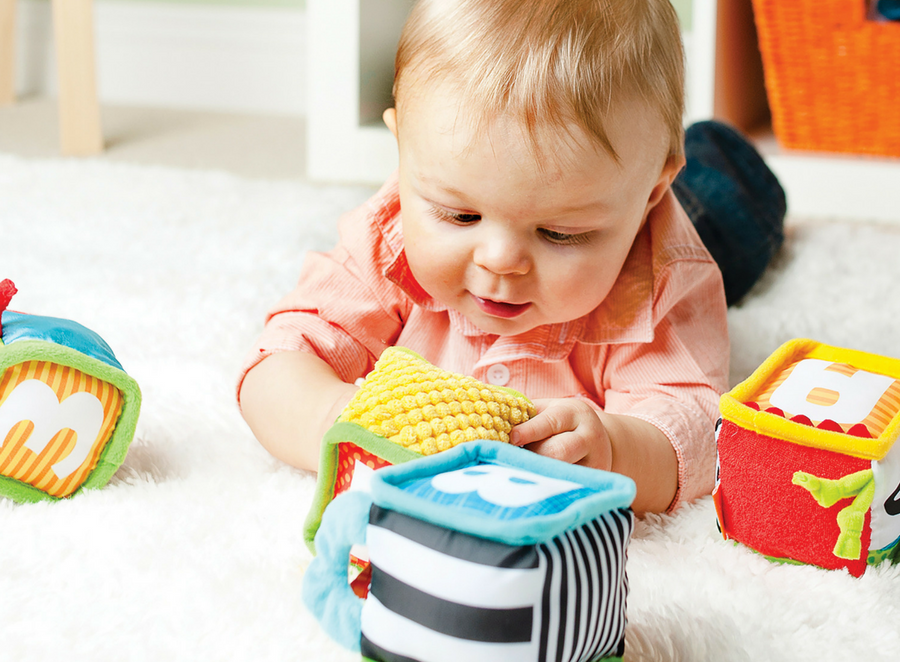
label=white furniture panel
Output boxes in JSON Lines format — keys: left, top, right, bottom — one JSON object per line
{"left": 307, "top": 0, "right": 410, "bottom": 184}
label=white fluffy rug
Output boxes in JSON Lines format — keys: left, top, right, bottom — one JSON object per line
{"left": 2, "top": 154, "right": 900, "bottom": 661}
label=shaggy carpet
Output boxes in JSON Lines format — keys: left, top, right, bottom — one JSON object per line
{"left": 2, "top": 154, "right": 900, "bottom": 661}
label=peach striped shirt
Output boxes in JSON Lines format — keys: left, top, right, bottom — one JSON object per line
{"left": 239, "top": 173, "right": 730, "bottom": 509}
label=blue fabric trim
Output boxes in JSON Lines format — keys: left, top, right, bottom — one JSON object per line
{"left": 0, "top": 311, "right": 123, "bottom": 371}
{"left": 370, "top": 440, "right": 636, "bottom": 546}
{"left": 301, "top": 490, "right": 370, "bottom": 651}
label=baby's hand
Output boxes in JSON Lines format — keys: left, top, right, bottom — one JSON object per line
{"left": 509, "top": 398, "right": 612, "bottom": 471}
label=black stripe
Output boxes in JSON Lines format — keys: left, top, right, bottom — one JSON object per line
{"left": 535, "top": 512, "right": 634, "bottom": 662}
{"left": 578, "top": 525, "right": 601, "bottom": 660}
{"left": 547, "top": 535, "right": 567, "bottom": 662}
{"left": 555, "top": 533, "right": 569, "bottom": 662}
{"left": 538, "top": 544, "right": 553, "bottom": 662}
{"left": 583, "top": 520, "right": 605, "bottom": 658}
{"left": 369, "top": 504, "right": 540, "bottom": 568}
{"left": 583, "top": 513, "right": 629, "bottom": 660}
{"left": 570, "top": 527, "right": 593, "bottom": 662}
{"left": 603, "top": 510, "right": 631, "bottom": 657}
{"left": 566, "top": 531, "right": 584, "bottom": 662}
{"left": 612, "top": 508, "right": 629, "bottom": 548}
{"left": 621, "top": 510, "right": 633, "bottom": 621}
{"left": 369, "top": 565, "right": 534, "bottom": 643}
{"left": 360, "top": 635, "right": 422, "bottom": 662}
{"left": 598, "top": 517, "right": 618, "bottom": 656}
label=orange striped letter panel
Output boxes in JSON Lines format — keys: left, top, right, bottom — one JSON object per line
{"left": 0, "top": 360, "right": 124, "bottom": 497}
{"left": 751, "top": 359, "right": 900, "bottom": 438}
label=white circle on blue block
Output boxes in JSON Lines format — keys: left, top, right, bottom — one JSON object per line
{"left": 430, "top": 464, "right": 581, "bottom": 507}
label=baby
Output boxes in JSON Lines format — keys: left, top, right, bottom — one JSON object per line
{"left": 239, "top": 0, "right": 739, "bottom": 514}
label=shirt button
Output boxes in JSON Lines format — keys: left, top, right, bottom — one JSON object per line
{"left": 486, "top": 364, "right": 510, "bottom": 386}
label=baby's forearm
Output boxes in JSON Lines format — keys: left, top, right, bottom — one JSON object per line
{"left": 599, "top": 412, "right": 679, "bottom": 514}
{"left": 239, "top": 351, "right": 358, "bottom": 472}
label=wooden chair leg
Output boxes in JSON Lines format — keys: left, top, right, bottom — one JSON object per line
{"left": 0, "top": 0, "right": 15, "bottom": 106}
{"left": 52, "top": 0, "right": 103, "bottom": 155}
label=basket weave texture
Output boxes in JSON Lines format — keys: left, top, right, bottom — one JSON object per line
{"left": 752, "top": 0, "right": 900, "bottom": 157}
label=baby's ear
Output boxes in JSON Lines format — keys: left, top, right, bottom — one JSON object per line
{"left": 383, "top": 108, "right": 398, "bottom": 139}
{"left": 648, "top": 153, "right": 686, "bottom": 209}
{"left": 662, "top": 153, "right": 687, "bottom": 186}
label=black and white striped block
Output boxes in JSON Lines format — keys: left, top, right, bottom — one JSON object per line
{"left": 302, "top": 440, "right": 636, "bottom": 662}
{"left": 360, "top": 504, "right": 633, "bottom": 662}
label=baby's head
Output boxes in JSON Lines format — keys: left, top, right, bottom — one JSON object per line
{"left": 384, "top": 0, "right": 688, "bottom": 336}
{"left": 392, "top": 0, "right": 685, "bottom": 162}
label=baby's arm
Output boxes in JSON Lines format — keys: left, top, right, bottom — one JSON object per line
{"left": 240, "top": 351, "right": 358, "bottom": 472}
{"left": 511, "top": 400, "right": 677, "bottom": 514}
{"left": 238, "top": 179, "right": 411, "bottom": 471}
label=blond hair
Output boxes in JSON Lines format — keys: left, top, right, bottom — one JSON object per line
{"left": 393, "top": 0, "right": 686, "bottom": 160}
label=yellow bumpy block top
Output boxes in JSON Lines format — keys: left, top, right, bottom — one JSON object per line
{"left": 339, "top": 347, "right": 537, "bottom": 455}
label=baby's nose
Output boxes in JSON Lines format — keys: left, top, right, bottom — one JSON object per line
{"left": 474, "top": 234, "right": 531, "bottom": 276}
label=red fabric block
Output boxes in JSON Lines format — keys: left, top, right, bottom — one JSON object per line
{"left": 716, "top": 419, "right": 872, "bottom": 576}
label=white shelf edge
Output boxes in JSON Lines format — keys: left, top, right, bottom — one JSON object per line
{"left": 750, "top": 130, "right": 900, "bottom": 223}
{"left": 765, "top": 150, "right": 900, "bottom": 224}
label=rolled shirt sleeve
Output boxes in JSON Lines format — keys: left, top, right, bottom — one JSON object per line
{"left": 601, "top": 254, "right": 730, "bottom": 510}
{"left": 237, "top": 179, "right": 411, "bottom": 403}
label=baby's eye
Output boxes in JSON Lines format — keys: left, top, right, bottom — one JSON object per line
{"left": 452, "top": 213, "right": 482, "bottom": 224}
{"left": 430, "top": 207, "right": 482, "bottom": 225}
{"left": 539, "top": 228, "right": 593, "bottom": 245}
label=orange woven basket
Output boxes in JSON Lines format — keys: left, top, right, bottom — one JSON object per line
{"left": 751, "top": 0, "right": 900, "bottom": 157}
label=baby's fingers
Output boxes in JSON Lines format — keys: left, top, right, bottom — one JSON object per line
{"left": 520, "top": 432, "right": 589, "bottom": 465}
{"left": 509, "top": 400, "right": 572, "bottom": 446}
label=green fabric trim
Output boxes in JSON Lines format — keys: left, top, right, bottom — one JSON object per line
{"left": 725, "top": 538, "right": 814, "bottom": 567}
{"left": 888, "top": 538, "right": 900, "bottom": 564}
{"left": 868, "top": 537, "right": 900, "bottom": 565}
{"left": 389, "top": 346, "right": 426, "bottom": 360}
{"left": 0, "top": 340, "right": 141, "bottom": 503}
{"left": 869, "top": 544, "right": 896, "bottom": 565}
{"left": 762, "top": 553, "right": 808, "bottom": 567}
{"left": 731, "top": 530, "right": 899, "bottom": 570}
{"left": 303, "top": 421, "right": 421, "bottom": 554}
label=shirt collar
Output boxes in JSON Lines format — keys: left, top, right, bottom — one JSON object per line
{"left": 374, "top": 171, "right": 658, "bottom": 359}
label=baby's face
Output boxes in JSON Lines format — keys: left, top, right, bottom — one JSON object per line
{"left": 386, "top": 86, "right": 680, "bottom": 337}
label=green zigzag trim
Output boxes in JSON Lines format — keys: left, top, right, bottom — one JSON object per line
{"left": 0, "top": 340, "right": 141, "bottom": 503}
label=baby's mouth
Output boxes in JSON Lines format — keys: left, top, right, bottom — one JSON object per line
{"left": 471, "top": 295, "right": 532, "bottom": 319}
